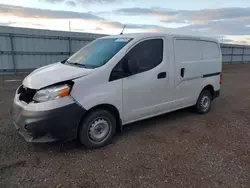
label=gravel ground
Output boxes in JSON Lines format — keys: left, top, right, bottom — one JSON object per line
{"left": 0, "top": 64, "right": 250, "bottom": 188}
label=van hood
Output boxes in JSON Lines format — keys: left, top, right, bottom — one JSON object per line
{"left": 23, "top": 62, "right": 93, "bottom": 89}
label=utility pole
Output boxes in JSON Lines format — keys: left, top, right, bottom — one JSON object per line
{"left": 69, "top": 21, "right": 71, "bottom": 32}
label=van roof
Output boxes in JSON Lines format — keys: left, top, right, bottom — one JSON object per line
{"left": 101, "top": 32, "right": 219, "bottom": 43}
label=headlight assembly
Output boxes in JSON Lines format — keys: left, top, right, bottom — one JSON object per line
{"left": 33, "top": 84, "right": 71, "bottom": 102}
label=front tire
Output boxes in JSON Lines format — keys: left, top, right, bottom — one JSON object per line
{"left": 79, "top": 109, "right": 116, "bottom": 149}
{"left": 195, "top": 89, "right": 212, "bottom": 114}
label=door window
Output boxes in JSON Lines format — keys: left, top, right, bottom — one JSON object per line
{"left": 127, "top": 39, "right": 163, "bottom": 73}
{"left": 110, "top": 39, "right": 163, "bottom": 81}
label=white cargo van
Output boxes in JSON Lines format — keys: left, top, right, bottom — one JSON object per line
{"left": 12, "top": 33, "right": 222, "bottom": 148}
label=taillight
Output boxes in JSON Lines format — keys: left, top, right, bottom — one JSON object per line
{"left": 219, "top": 72, "right": 222, "bottom": 84}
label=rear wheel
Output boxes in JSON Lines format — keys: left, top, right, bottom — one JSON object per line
{"left": 195, "top": 89, "right": 212, "bottom": 114}
{"left": 79, "top": 109, "right": 116, "bottom": 149}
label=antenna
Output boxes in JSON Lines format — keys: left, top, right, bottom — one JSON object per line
{"left": 120, "top": 25, "right": 126, "bottom": 35}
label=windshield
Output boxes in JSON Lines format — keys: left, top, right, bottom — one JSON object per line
{"left": 66, "top": 38, "right": 132, "bottom": 68}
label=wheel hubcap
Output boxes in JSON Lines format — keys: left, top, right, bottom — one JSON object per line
{"left": 201, "top": 95, "right": 210, "bottom": 111}
{"left": 89, "top": 119, "right": 110, "bottom": 142}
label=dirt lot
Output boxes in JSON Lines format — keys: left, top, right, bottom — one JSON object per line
{"left": 0, "top": 64, "right": 250, "bottom": 188}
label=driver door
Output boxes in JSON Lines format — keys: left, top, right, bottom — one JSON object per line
{"left": 121, "top": 38, "right": 173, "bottom": 124}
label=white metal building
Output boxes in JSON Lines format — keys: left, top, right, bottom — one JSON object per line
{"left": 0, "top": 26, "right": 249, "bottom": 74}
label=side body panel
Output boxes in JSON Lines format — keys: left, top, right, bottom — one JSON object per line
{"left": 172, "top": 37, "right": 222, "bottom": 109}
{"left": 70, "top": 63, "right": 123, "bottom": 117}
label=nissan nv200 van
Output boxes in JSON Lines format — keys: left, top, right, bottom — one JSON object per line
{"left": 12, "top": 33, "right": 222, "bottom": 149}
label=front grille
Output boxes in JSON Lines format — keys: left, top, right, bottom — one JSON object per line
{"left": 18, "top": 85, "right": 36, "bottom": 104}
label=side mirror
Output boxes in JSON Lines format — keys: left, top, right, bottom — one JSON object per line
{"left": 122, "top": 57, "right": 139, "bottom": 75}
{"left": 61, "top": 58, "right": 68, "bottom": 64}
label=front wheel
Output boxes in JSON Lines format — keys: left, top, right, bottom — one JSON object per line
{"left": 79, "top": 109, "right": 116, "bottom": 149}
{"left": 195, "top": 89, "right": 212, "bottom": 114}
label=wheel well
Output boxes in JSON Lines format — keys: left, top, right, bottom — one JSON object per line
{"left": 202, "top": 85, "right": 215, "bottom": 99}
{"left": 79, "top": 104, "right": 122, "bottom": 133}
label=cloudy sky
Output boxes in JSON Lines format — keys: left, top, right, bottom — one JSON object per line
{"left": 0, "top": 0, "right": 250, "bottom": 44}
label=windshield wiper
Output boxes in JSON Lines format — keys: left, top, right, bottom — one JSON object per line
{"left": 65, "top": 61, "right": 100, "bottom": 69}
{"left": 66, "top": 61, "right": 87, "bottom": 68}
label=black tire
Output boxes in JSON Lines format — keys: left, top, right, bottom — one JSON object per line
{"left": 79, "top": 109, "right": 116, "bottom": 149}
{"left": 195, "top": 89, "right": 212, "bottom": 114}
